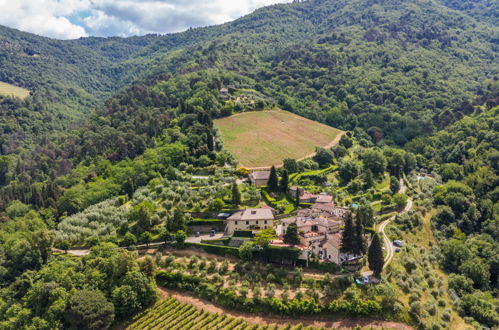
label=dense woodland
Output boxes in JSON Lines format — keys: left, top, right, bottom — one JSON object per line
{"left": 0, "top": 0, "right": 497, "bottom": 328}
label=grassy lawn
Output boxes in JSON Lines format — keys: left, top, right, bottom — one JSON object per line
{"left": 0, "top": 82, "right": 29, "bottom": 99}
{"left": 214, "top": 109, "right": 344, "bottom": 168}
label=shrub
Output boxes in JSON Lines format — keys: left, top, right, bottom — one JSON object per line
{"left": 410, "top": 301, "right": 421, "bottom": 315}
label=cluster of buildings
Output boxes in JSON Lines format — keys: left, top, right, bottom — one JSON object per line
{"left": 225, "top": 172, "right": 352, "bottom": 265}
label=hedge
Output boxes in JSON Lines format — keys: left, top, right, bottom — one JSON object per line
{"left": 188, "top": 219, "right": 225, "bottom": 226}
{"left": 200, "top": 238, "right": 230, "bottom": 245}
{"left": 184, "top": 242, "right": 239, "bottom": 257}
{"left": 233, "top": 230, "right": 254, "bottom": 238}
{"left": 303, "top": 260, "right": 343, "bottom": 273}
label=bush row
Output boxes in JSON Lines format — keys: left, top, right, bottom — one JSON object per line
{"left": 156, "top": 270, "right": 382, "bottom": 317}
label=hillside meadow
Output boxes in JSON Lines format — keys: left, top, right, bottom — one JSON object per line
{"left": 0, "top": 82, "right": 29, "bottom": 99}
{"left": 214, "top": 110, "right": 344, "bottom": 168}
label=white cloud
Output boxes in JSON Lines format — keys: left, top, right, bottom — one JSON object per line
{"left": 0, "top": 0, "right": 89, "bottom": 39}
{"left": 0, "top": 0, "right": 292, "bottom": 39}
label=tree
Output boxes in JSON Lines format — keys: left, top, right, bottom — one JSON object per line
{"left": 231, "top": 181, "right": 241, "bottom": 205}
{"left": 448, "top": 273, "right": 475, "bottom": 297}
{"left": 112, "top": 285, "right": 140, "bottom": 319}
{"left": 387, "top": 150, "right": 405, "bottom": 177}
{"left": 357, "top": 204, "right": 374, "bottom": 227}
{"left": 393, "top": 193, "right": 408, "bottom": 208}
{"left": 65, "top": 290, "right": 114, "bottom": 330}
{"left": 268, "top": 166, "right": 278, "bottom": 192}
{"left": 341, "top": 213, "right": 356, "bottom": 255}
{"left": 168, "top": 208, "right": 186, "bottom": 232}
{"left": 140, "top": 256, "right": 156, "bottom": 277}
{"left": 354, "top": 214, "right": 366, "bottom": 255}
{"left": 459, "top": 259, "right": 491, "bottom": 290}
{"left": 140, "top": 231, "right": 152, "bottom": 247}
{"left": 6, "top": 200, "right": 31, "bottom": 218}
{"left": 123, "top": 232, "right": 137, "bottom": 247}
{"left": 210, "top": 198, "right": 225, "bottom": 211}
{"left": 134, "top": 204, "right": 152, "bottom": 232}
{"left": 339, "top": 134, "right": 353, "bottom": 148}
{"left": 123, "top": 178, "right": 135, "bottom": 199}
{"left": 239, "top": 241, "right": 254, "bottom": 260}
{"left": 339, "top": 160, "right": 359, "bottom": 183}
{"left": 159, "top": 229, "right": 171, "bottom": 245}
{"left": 284, "top": 223, "right": 300, "bottom": 245}
{"left": 175, "top": 230, "right": 187, "bottom": 247}
{"left": 390, "top": 176, "right": 400, "bottom": 194}
{"left": 364, "top": 169, "right": 374, "bottom": 189}
{"left": 255, "top": 228, "right": 276, "bottom": 247}
{"left": 283, "top": 158, "right": 298, "bottom": 173}
{"left": 314, "top": 147, "right": 334, "bottom": 168}
{"left": 361, "top": 149, "right": 387, "bottom": 178}
{"left": 59, "top": 240, "right": 71, "bottom": 253}
{"left": 31, "top": 230, "right": 54, "bottom": 263}
{"left": 368, "top": 234, "right": 384, "bottom": 277}
{"left": 280, "top": 170, "right": 289, "bottom": 193}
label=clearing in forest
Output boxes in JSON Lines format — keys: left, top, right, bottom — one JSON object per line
{"left": 214, "top": 110, "right": 344, "bottom": 168}
{"left": 0, "top": 82, "right": 30, "bottom": 99}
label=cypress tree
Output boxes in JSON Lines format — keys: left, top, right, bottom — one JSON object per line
{"left": 390, "top": 176, "right": 400, "bottom": 194}
{"left": 284, "top": 223, "right": 300, "bottom": 245}
{"left": 168, "top": 208, "right": 186, "bottom": 232}
{"left": 280, "top": 170, "right": 289, "bottom": 193}
{"left": 368, "top": 233, "right": 384, "bottom": 277}
{"left": 341, "top": 213, "right": 356, "bottom": 255}
{"left": 364, "top": 169, "right": 374, "bottom": 189}
{"left": 206, "top": 130, "right": 214, "bottom": 151}
{"left": 268, "top": 166, "right": 278, "bottom": 192}
{"left": 231, "top": 181, "right": 241, "bottom": 205}
{"left": 124, "top": 178, "right": 135, "bottom": 199}
{"left": 295, "top": 189, "right": 300, "bottom": 207}
{"left": 355, "top": 213, "right": 367, "bottom": 255}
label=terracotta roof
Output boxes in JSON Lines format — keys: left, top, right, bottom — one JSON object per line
{"left": 325, "top": 232, "right": 342, "bottom": 250}
{"left": 249, "top": 171, "right": 270, "bottom": 180}
{"left": 227, "top": 208, "right": 274, "bottom": 221}
{"left": 315, "top": 194, "right": 333, "bottom": 204}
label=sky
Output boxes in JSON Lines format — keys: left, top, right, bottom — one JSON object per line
{"left": 0, "top": 0, "right": 291, "bottom": 40}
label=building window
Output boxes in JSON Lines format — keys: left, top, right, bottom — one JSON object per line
{"left": 256, "top": 221, "right": 259, "bottom": 224}
{"left": 264, "top": 220, "right": 268, "bottom": 224}
{"left": 235, "top": 221, "right": 238, "bottom": 225}
{"left": 246, "top": 221, "right": 249, "bottom": 225}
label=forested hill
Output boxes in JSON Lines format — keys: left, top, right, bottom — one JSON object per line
{"left": 0, "top": 0, "right": 497, "bottom": 188}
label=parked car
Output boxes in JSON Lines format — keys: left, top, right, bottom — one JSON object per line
{"left": 395, "top": 247, "right": 401, "bottom": 252}
{"left": 363, "top": 276, "right": 369, "bottom": 284}
{"left": 195, "top": 232, "right": 200, "bottom": 237}
{"left": 393, "top": 240, "right": 403, "bottom": 247}
{"left": 210, "top": 230, "right": 216, "bottom": 237}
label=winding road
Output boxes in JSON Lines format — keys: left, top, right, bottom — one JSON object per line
{"left": 378, "top": 179, "right": 413, "bottom": 268}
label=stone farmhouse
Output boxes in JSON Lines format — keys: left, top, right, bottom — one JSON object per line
{"left": 278, "top": 205, "right": 352, "bottom": 264}
{"left": 225, "top": 208, "right": 275, "bottom": 235}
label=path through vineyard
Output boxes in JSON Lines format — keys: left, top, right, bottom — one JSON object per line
{"left": 158, "top": 287, "right": 413, "bottom": 329}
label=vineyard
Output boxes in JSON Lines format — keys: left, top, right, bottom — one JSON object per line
{"left": 128, "top": 297, "right": 312, "bottom": 330}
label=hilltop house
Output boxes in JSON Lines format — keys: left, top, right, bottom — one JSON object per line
{"left": 225, "top": 208, "right": 275, "bottom": 235}
{"left": 249, "top": 171, "right": 271, "bottom": 187}
{"left": 220, "top": 87, "right": 229, "bottom": 97}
